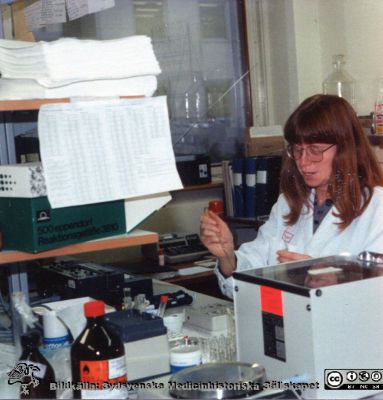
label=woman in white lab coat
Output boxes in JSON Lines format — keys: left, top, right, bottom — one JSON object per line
{"left": 200, "top": 94, "right": 383, "bottom": 298}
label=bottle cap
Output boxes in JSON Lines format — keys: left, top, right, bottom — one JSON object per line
{"left": 84, "top": 300, "right": 105, "bottom": 317}
{"left": 160, "top": 295, "right": 168, "bottom": 304}
{"left": 208, "top": 200, "right": 224, "bottom": 216}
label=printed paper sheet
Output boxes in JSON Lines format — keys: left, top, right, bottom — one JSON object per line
{"left": 38, "top": 96, "right": 183, "bottom": 208}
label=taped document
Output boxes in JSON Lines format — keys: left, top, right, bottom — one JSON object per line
{"left": 38, "top": 96, "right": 183, "bottom": 208}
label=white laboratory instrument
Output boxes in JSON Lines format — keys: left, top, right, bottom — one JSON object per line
{"left": 234, "top": 254, "right": 383, "bottom": 399}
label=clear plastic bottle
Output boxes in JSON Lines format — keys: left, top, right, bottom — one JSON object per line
{"left": 323, "top": 54, "right": 356, "bottom": 106}
{"left": 374, "top": 77, "right": 383, "bottom": 135}
{"left": 70, "top": 300, "right": 127, "bottom": 399}
{"left": 18, "top": 330, "right": 56, "bottom": 399}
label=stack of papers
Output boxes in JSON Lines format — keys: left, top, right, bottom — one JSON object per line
{"left": 0, "top": 35, "right": 161, "bottom": 100}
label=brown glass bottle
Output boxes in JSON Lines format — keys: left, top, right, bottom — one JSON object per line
{"left": 18, "top": 329, "right": 56, "bottom": 399}
{"left": 70, "top": 300, "right": 127, "bottom": 399}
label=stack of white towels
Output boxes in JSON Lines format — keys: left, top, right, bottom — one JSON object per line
{"left": 0, "top": 35, "right": 161, "bottom": 100}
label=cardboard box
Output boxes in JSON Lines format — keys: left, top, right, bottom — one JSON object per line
{"left": 0, "top": 162, "right": 46, "bottom": 198}
{"left": 245, "top": 126, "right": 285, "bottom": 157}
{"left": 0, "top": 197, "right": 126, "bottom": 252}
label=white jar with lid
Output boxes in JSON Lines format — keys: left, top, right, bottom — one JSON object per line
{"left": 170, "top": 344, "right": 202, "bottom": 374}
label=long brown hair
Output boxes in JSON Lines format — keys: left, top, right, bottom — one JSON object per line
{"left": 280, "top": 94, "right": 383, "bottom": 230}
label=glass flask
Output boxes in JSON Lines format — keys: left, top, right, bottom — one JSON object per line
{"left": 323, "top": 54, "right": 356, "bottom": 106}
{"left": 184, "top": 72, "right": 207, "bottom": 121}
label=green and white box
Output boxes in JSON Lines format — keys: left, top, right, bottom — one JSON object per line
{"left": 0, "top": 197, "right": 126, "bottom": 252}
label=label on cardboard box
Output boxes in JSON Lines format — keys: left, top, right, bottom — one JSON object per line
{"left": 0, "top": 197, "right": 126, "bottom": 252}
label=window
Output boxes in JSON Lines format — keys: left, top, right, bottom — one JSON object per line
{"left": 4, "top": 0, "right": 251, "bottom": 163}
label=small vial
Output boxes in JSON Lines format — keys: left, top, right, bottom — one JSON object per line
{"left": 157, "top": 295, "right": 168, "bottom": 318}
{"left": 158, "top": 248, "right": 165, "bottom": 267}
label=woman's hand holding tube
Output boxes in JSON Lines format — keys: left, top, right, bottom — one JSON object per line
{"left": 200, "top": 210, "right": 236, "bottom": 277}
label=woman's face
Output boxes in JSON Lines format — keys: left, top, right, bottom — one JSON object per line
{"left": 294, "top": 142, "right": 337, "bottom": 192}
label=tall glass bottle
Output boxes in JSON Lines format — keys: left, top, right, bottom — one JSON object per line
{"left": 323, "top": 54, "right": 356, "bottom": 106}
{"left": 70, "top": 300, "right": 127, "bottom": 399}
{"left": 184, "top": 72, "right": 207, "bottom": 121}
{"left": 18, "top": 330, "right": 56, "bottom": 399}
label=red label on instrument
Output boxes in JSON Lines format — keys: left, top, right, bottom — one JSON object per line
{"left": 260, "top": 286, "right": 283, "bottom": 316}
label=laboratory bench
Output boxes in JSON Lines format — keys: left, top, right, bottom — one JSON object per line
{"left": 1, "top": 256, "right": 382, "bottom": 400}
{"left": 0, "top": 280, "right": 234, "bottom": 399}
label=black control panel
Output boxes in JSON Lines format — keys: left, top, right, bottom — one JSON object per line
{"left": 37, "top": 260, "right": 153, "bottom": 307}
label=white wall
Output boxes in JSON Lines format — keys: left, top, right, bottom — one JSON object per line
{"left": 260, "top": 0, "right": 383, "bottom": 124}
{"left": 79, "top": 186, "right": 223, "bottom": 264}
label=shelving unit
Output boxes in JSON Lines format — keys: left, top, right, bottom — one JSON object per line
{"left": 0, "top": 98, "right": 159, "bottom": 342}
{"left": 0, "top": 229, "right": 158, "bottom": 265}
{"left": 0, "top": 97, "right": 159, "bottom": 263}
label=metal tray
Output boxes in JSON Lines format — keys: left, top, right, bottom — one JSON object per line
{"left": 169, "top": 362, "right": 265, "bottom": 399}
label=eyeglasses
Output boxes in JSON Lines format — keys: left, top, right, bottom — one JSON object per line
{"left": 286, "top": 144, "right": 336, "bottom": 162}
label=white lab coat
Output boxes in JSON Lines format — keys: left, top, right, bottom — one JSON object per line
{"left": 216, "top": 186, "right": 383, "bottom": 298}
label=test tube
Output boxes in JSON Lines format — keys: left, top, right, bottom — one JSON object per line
{"left": 157, "top": 295, "right": 168, "bottom": 318}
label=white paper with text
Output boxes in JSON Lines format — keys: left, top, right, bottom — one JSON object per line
{"left": 38, "top": 96, "right": 183, "bottom": 208}
{"left": 66, "top": 0, "right": 114, "bottom": 21}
